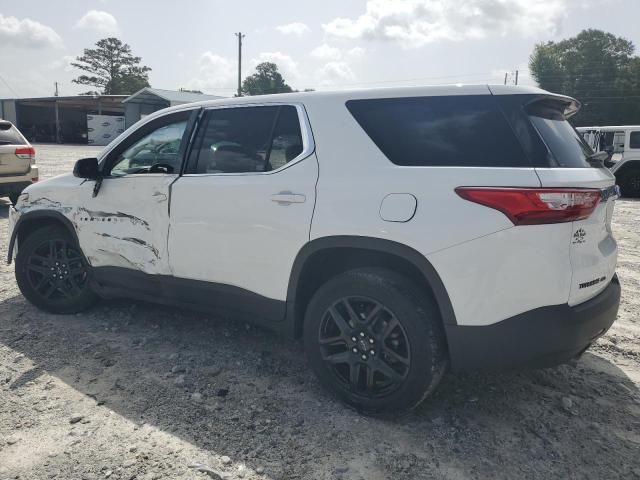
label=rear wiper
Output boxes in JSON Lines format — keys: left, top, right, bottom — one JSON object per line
{"left": 586, "top": 151, "right": 608, "bottom": 168}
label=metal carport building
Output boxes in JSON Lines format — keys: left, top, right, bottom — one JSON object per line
{"left": 0, "top": 95, "right": 125, "bottom": 144}
{"left": 123, "top": 88, "right": 223, "bottom": 127}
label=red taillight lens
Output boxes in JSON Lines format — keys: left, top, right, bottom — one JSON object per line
{"left": 455, "top": 187, "right": 601, "bottom": 225}
{"left": 15, "top": 146, "right": 35, "bottom": 160}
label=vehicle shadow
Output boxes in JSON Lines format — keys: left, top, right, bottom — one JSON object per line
{"left": 1, "top": 295, "right": 639, "bottom": 479}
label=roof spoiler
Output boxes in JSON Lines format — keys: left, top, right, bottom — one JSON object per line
{"left": 525, "top": 94, "right": 581, "bottom": 119}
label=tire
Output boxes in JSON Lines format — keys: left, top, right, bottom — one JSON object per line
{"left": 618, "top": 169, "right": 640, "bottom": 198}
{"left": 8, "top": 193, "right": 20, "bottom": 205}
{"left": 15, "top": 225, "right": 97, "bottom": 314}
{"left": 303, "top": 268, "right": 448, "bottom": 415}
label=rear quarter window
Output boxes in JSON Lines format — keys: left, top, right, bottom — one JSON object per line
{"left": 526, "top": 101, "right": 594, "bottom": 168}
{"left": 345, "top": 95, "right": 528, "bottom": 167}
{"left": 630, "top": 131, "right": 640, "bottom": 149}
{"left": 0, "top": 123, "right": 26, "bottom": 145}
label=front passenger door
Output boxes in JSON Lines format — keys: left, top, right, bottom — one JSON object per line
{"left": 73, "top": 109, "right": 196, "bottom": 276}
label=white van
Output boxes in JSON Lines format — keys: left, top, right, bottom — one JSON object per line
{"left": 577, "top": 126, "right": 640, "bottom": 196}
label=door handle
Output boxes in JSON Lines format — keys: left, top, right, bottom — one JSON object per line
{"left": 271, "top": 191, "right": 306, "bottom": 205}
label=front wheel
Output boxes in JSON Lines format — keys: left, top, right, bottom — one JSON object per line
{"left": 15, "top": 226, "right": 97, "bottom": 314}
{"left": 303, "top": 268, "right": 448, "bottom": 415}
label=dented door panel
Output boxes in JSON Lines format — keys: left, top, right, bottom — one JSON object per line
{"left": 11, "top": 172, "right": 172, "bottom": 277}
{"left": 71, "top": 175, "right": 175, "bottom": 275}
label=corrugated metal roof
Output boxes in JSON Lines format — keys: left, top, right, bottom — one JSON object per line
{"left": 123, "top": 87, "right": 224, "bottom": 104}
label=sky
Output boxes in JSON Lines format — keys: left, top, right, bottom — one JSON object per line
{"left": 1, "top": 0, "right": 640, "bottom": 98}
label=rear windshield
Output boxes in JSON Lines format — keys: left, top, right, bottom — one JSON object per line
{"left": 0, "top": 123, "right": 26, "bottom": 145}
{"left": 526, "top": 101, "right": 594, "bottom": 168}
{"left": 346, "top": 95, "right": 528, "bottom": 167}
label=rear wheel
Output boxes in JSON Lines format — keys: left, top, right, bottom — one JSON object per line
{"left": 303, "top": 268, "right": 447, "bottom": 415}
{"left": 15, "top": 226, "right": 97, "bottom": 314}
{"left": 618, "top": 168, "right": 640, "bottom": 197}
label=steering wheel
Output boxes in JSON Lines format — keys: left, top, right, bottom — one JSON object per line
{"left": 129, "top": 163, "right": 174, "bottom": 174}
{"left": 148, "top": 163, "right": 174, "bottom": 173}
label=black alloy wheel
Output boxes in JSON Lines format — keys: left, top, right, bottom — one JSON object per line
{"left": 15, "top": 226, "right": 97, "bottom": 314}
{"left": 24, "top": 238, "right": 88, "bottom": 301}
{"left": 318, "top": 296, "right": 411, "bottom": 397}
{"left": 304, "top": 268, "right": 447, "bottom": 415}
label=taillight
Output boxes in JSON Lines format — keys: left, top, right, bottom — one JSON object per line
{"left": 15, "top": 146, "right": 35, "bottom": 160}
{"left": 455, "top": 187, "right": 601, "bottom": 225}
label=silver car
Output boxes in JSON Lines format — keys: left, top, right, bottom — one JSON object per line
{"left": 0, "top": 120, "right": 38, "bottom": 204}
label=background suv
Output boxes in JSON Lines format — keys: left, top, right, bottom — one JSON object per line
{"left": 0, "top": 120, "right": 38, "bottom": 204}
{"left": 7, "top": 85, "right": 620, "bottom": 414}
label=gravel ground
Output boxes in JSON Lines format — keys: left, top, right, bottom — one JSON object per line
{"left": 1, "top": 144, "right": 639, "bottom": 480}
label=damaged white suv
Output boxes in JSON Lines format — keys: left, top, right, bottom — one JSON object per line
{"left": 7, "top": 85, "right": 621, "bottom": 414}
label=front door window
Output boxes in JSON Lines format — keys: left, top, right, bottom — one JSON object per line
{"left": 110, "top": 120, "right": 188, "bottom": 176}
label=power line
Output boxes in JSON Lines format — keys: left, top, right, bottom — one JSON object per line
{"left": 0, "top": 74, "right": 19, "bottom": 97}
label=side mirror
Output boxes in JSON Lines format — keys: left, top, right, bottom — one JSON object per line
{"left": 73, "top": 157, "right": 100, "bottom": 180}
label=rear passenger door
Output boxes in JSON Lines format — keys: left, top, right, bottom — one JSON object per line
{"left": 168, "top": 104, "right": 317, "bottom": 310}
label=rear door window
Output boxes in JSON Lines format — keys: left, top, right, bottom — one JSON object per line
{"left": 630, "top": 131, "right": 640, "bottom": 149}
{"left": 345, "top": 95, "right": 528, "bottom": 167}
{"left": 526, "top": 101, "right": 594, "bottom": 168}
{"left": 0, "top": 123, "right": 26, "bottom": 145}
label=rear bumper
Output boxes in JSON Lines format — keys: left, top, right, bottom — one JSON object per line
{"left": 0, "top": 166, "right": 38, "bottom": 195}
{"left": 0, "top": 181, "right": 32, "bottom": 194}
{"left": 445, "top": 274, "right": 621, "bottom": 370}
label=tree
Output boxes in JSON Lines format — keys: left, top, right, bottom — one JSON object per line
{"left": 72, "top": 37, "right": 151, "bottom": 95}
{"left": 241, "top": 62, "right": 293, "bottom": 96}
{"left": 529, "top": 29, "right": 640, "bottom": 126}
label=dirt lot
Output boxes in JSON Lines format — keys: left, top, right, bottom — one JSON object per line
{"left": 1, "top": 144, "right": 639, "bottom": 480}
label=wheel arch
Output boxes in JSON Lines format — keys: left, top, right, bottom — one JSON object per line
{"left": 613, "top": 159, "right": 640, "bottom": 177}
{"left": 7, "top": 210, "right": 80, "bottom": 265}
{"left": 285, "top": 236, "right": 457, "bottom": 338}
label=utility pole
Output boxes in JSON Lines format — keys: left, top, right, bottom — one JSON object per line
{"left": 504, "top": 73, "right": 508, "bottom": 85}
{"left": 515, "top": 70, "right": 519, "bottom": 85}
{"left": 235, "top": 32, "right": 245, "bottom": 97}
{"left": 54, "top": 81, "right": 59, "bottom": 97}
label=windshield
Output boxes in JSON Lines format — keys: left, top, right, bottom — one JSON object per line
{"left": 527, "top": 101, "right": 595, "bottom": 168}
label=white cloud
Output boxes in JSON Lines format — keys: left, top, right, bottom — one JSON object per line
{"left": 47, "top": 55, "right": 76, "bottom": 72}
{"left": 323, "top": 0, "right": 571, "bottom": 47}
{"left": 187, "top": 52, "right": 236, "bottom": 92}
{"left": 0, "top": 14, "right": 62, "bottom": 48}
{"left": 276, "top": 22, "right": 310, "bottom": 36}
{"left": 251, "top": 51, "right": 300, "bottom": 82}
{"left": 316, "top": 61, "right": 356, "bottom": 86}
{"left": 311, "top": 44, "right": 342, "bottom": 61}
{"left": 75, "top": 10, "right": 119, "bottom": 35}
{"left": 347, "top": 46, "right": 366, "bottom": 58}
{"left": 311, "top": 44, "right": 366, "bottom": 62}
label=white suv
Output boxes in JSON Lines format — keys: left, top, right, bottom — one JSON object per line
{"left": 7, "top": 85, "right": 621, "bottom": 414}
